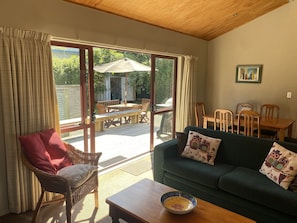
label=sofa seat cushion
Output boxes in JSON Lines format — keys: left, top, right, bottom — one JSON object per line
{"left": 219, "top": 166, "right": 297, "bottom": 217}
{"left": 163, "top": 157, "right": 235, "bottom": 189}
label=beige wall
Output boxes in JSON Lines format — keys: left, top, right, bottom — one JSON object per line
{"left": 207, "top": 1, "right": 297, "bottom": 136}
{"left": 0, "top": 0, "right": 208, "bottom": 216}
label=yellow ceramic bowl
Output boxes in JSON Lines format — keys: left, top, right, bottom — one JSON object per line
{"left": 161, "top": 191, "right": 197, "bottom": 214}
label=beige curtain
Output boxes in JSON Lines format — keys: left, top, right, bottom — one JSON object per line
{"left": 0, "top": 27, "right": 59, "bottom": 213}
{"left": 176, "top": 55, "right": 199, "bottom": 132}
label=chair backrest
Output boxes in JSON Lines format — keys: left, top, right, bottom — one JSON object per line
{"left": 141, "top": 98, "right": 150, "bottom": 104}
{"left": 194, "top": 102, "right": 206, "bottom": 127}
{"left": 141, "top": 102, "right": 150, "bottom": 112}
{"left": 260, "top": 104, "right": 280, "bottom": 119}
{"left": 96, "top": 103, "right": 107, "bottom": 114}
{"left": 237, "top": 110, "right": 260, "bottom": 137}
{"left": 214, "top": 109, "right": 234, "bottom": 133}
{"left": 236, "top": 103, "right": 253, "bottom": 113}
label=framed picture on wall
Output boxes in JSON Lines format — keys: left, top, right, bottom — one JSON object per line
{"left": 236, "top": 64, "right": 263, "bottom": 83}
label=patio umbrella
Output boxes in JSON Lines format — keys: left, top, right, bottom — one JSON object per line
{"left": 94, "top": 58, "right": 151, "bottom": 103}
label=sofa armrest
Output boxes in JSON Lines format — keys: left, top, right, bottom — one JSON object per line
{"left": 153, "top": 139, "right": 179, "bottom": 183}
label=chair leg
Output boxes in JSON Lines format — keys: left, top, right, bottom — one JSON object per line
{"left": 65, "top": 198, "right": 72, "bottom": 223}
{"left": 94, "top": 188, "right": 99, "bottom": 208}
{"left": 31, "top": 189, "right": 45, "bottom": 223}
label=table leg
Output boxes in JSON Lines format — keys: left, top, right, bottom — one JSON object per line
{"left": 109, "top": 206, "right": 120, "bottom": 223}
{"left": 111, "top": 217, "right": 120, "bottom": 223}
{"left": 287, "top": 124, "right": 293, "bottom": 138}
{"left": 130, "top": 114, "right": 138, "bottom": 124}
{"left": 278, "top": 129, "right": 285, "bottom": 142}
{"left": 95, "top": 120, "right": 103, "bottom": 132}
{"left": 109, "top": 204, "right": 143, "bottom": 223}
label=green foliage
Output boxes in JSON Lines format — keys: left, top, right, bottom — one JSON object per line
{"left": 52, "top": 46, "right": 173, "bottom": 101}
{"left": 155, "top": 58, "right": 173, "bottom": 103}
{"left": 53, "top": 55, "right": 80, "bottom": 85}
{"left": 124, "top": 52, "right": 151, "bottom": 99}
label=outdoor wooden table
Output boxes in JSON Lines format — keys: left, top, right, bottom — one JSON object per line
{"left": 106, "top": 178, "right": 255, "bottom": 223}
{"left": 107, "top": 103, "right": 141, "bottom": 123}
{"left": 203, "top": 114, "right": 295, "bottom": 141}
{"left": 107, "top": 103, "right": 140, "bottom": 112}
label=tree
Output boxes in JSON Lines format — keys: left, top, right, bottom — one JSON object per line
{"left": 53, "top": 55, "right": 80, "bottom": 85}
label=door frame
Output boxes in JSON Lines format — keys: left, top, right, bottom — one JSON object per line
{"left": 51, "top": 41, "right": 96, "bottom": 153}
{"left": 150, "top": 54, "right": 178, "bottom": 150}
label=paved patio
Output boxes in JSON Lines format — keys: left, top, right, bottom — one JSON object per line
{"left": 63, "top": 122, "right": 172, "bottom": 172}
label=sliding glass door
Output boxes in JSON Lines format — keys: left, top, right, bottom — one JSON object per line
{"left": 51, "top": 42, "right": 177, "bottom": 169}
{"left": 150, "top": 55, "right": 177, "bottom": 149}
{"left": 51, "top": 42, "right": 95, "bottom": 153}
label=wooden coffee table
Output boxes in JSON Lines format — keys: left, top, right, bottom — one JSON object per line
{"left": 106, "top": 178, "right": 256, "bottom": 223}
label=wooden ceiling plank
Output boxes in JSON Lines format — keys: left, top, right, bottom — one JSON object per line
{"left": 64, "top": 0, "right": 289, "bottom": 40}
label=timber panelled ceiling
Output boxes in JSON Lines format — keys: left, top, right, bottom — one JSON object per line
{"left": 64, "top": 0, "right": 289, "bottom": 41}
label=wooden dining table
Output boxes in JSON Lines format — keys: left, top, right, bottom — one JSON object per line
{"left": 203, "top": 114, "right": 295, "bottom": 142}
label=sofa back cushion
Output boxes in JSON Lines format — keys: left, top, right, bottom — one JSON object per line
{"left": 184, "top": 126, "right": 297, "bottom": 170}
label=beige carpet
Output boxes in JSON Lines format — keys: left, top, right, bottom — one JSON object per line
{"left": 0, "top": 154, "right": 153, "bottom": 223}
{"left": 120, "top": 158, "right": 152, "bottom": 176}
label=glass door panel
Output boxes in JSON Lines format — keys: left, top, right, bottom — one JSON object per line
{"left": 151, "top": 55, "right": 177, "bottom": 149}
{"left": 51, "top": 43, "right": 95, "bottom": 153}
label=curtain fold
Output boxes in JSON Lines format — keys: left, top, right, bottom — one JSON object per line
{"left": 176, "top": 55, "right": 199, "bottom": 132}
{"left": 0, "top": 27, "right": 59, "bottom": 213}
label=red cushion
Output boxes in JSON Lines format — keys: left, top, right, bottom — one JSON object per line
{"left": 19, "top": 132, "right": 56, "bottom": 174}
{"left": 39, "top": 128, "right": 73, "bottom": 170}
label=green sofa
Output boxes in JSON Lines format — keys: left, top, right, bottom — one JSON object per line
{"left": 153, "top": 126, "right": 297, "bottom": 223}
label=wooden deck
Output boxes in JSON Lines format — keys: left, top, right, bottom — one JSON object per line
{"left": 63, "top": 122, "right": 172, "bottom": 172}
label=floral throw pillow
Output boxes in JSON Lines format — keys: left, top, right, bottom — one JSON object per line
{"left": 259, "top": 142, "right": 297, "bottom": 190}
{"left": 181, "top": 131, "right": 222, "bottom": 165}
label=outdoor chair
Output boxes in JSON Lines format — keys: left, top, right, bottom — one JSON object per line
{"left": 19, "top": 128, "right": 102, "bottom": 223}
{"left": 139, "top": 101, "right": 150, "bottom": 123}
{"left": 96, "top": 103, "right": 119, "bottom": 127}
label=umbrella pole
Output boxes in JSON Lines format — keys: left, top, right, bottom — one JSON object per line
{"left": 124, "top": 73, "right": 128, "bottom": 105}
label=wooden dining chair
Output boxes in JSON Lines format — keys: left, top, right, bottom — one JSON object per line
{"left": 237, "top": 110, "right": 260, "bottom": 138}
{"left": 96, "top": 103, "right": 118, "bottom": 127}
{"left": 260, "top": 104, "right": 280, "bottom": 119}
{"left": 235, "top": 103, "right": 254, "bottom": 113}
{"left": 214, "top": 109, "right": 234, "bottom": 133}
{"left": 194, "top": 102, "right": 206, "bottom": 127}
{"left": 260, "top": 104, "right": 280, "bottom": 139}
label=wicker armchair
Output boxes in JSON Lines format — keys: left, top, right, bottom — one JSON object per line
{"left": 21, "top": 142, "right": 102, "bottom": 223}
